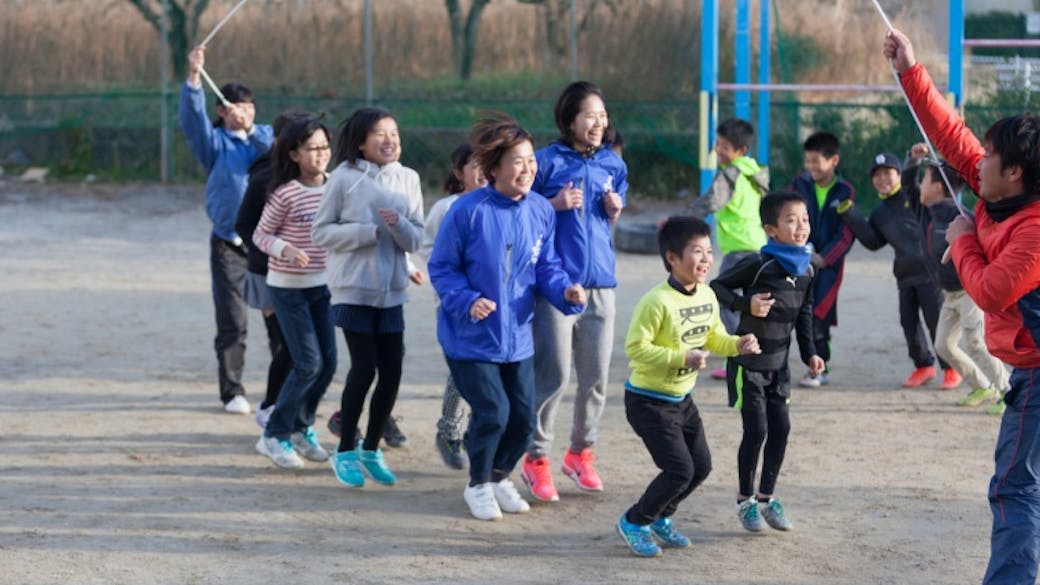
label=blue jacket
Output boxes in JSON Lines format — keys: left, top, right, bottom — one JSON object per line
{"left": 179, "top": 83, "right": 274, "bottom": 242}
{"left": 533, "top": 142, "right": 628, "bottom": 288}
{"left": 428, "top": 185, "right": 584, "bottom": 362}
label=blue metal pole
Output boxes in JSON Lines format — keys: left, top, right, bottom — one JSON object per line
{"left": 757, "top": 0, "right": 771, "bottom": 165}
{"left": 735, "top": 0, "right": 751, "bottom": 121}
{"left": 949, "top": 0, "right": 964, "bottom": 107}
{"left": 700, "top": 0, "right": 719, "bottom": 194}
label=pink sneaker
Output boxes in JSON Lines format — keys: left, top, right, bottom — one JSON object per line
{"left": 521, "top": 455, "right": 559, "bottom": 502}
{"left": 710, "top": 368, "right": 726, "bottom": 380}
{"left": 561, "top": 448, "right": 604, "bottom": 492}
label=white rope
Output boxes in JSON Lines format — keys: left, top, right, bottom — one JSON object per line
{"left": 199, "top": 0, "right": 253, "bottom": 47}
{"left": 199, "top": 66, "right": 230, "bottom": 106}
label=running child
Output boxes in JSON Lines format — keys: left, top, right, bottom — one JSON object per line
{"left": 617, "top": 216, "right": 759, "bottom": 557}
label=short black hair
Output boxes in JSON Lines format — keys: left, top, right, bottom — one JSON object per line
{"left": 212, "top": 83, "right": 254, "bottom": 127}
{"left": 658, "top": 216, "right": 712, "bottom": 272}
{"left": 925, "top": 162, "right": 966, "bottom": 197}
{"left": 983, "top": 113, "right": 1040, "bottom": 195}
{"left": 760, "top": 190, "right": 807, "bottom": 227}
{"left": 717, "top": 118, "right": 754, "bottom": 150}
{"left": 803, "top": 131, "right": 840, "bottom": 158}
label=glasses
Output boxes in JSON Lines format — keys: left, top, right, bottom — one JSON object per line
{"left": 300, "top": 145, "right": 331, "bottom": 153}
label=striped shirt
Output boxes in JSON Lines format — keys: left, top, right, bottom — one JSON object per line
{"left": 253, "top": 179, "right": 328, "bottom": 288}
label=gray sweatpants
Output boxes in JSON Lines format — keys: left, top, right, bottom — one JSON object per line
{"left": 529, "top": 288, "right": 616, "bottom": 458}
{"left": 935, "top": 289, "right": 1009, "bottom": 391}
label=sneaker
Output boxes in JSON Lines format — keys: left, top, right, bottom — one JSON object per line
{"left": 987, "top": 397, "right": 1006, "bottom": 416}
{"left": 759, "top": 498, "right": 793, "bottom": 531}
{"left": 561, "top": 448, "right": 604, "bottom": 492}
{"left": 224, "top": 395, "right": 251, "bottom": 415}
{"left": 464, "top": 483, "right": 503, "bottom": 521}
{"left": 521, "top": 455, "right": 559, "bottom": 502}
{"left": 255, "top": 435, "right": 304, "bottom": 469}
{"left": 291, "top": 426, "right": 329, "bottom": 462}
{"left": 958, "top": 386, "right": 999, "bottom": 407}
{"left": 330, "top": 449, "right": 364, "bottom": 487}
{"left": 616, "top": 512, "right": 662, "bottom": 557}
{"left": 799, "top": 372, "right": 822, "bottom": 388}
{"left": 491, "top": 478, "right": 530, "bottom": 514}
{"left": 382, "top": 416, "right": 408, "bottom": 448}
{"left": 435, "top": 433, "right": 467, "bottom": 470}
{"left": 650, "top": 516, "right": 691, "bottom": 548}
{"left": 359, "top": 448, "right": 396, "bottom": 485}
{"left": 902, "top": 366, "right": 937, "bottom": 388}
{"left": 326, "top": 411, "right": 363, "bottom": 443}
{"left": 941, "top": 369, "right": 963, "bottom": 390}
{"left": 710, "top": 368, "right": 726, "bottom": 380}
{"left": 254, "top": 403, "right": 274, "bottom": 429}
{"left": 737, "top": 498, "right": 765, "bottom": 532}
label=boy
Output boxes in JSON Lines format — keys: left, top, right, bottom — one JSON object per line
{"left": 911, "top": 148, "right": 1009, "bottom": 412}
{"left": 711, "top": 191, "right": 825, "bottom": 533}
{"left": 616, "top": 216, "right": 760, "bottom": 557}
{"left": 837, "top": 152, "right": 954, "bottom": 388}
{"left": 790, "top": 132, "right": 856, "bottom": 387}
{"left": 886, "top": 29, "right": 1040, "bottom": 584}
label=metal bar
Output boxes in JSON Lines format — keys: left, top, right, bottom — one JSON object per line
{"left": 718, "top": 82, "right": 903, "bottom": 92}
{"left": 364, "top": 0, "right": 373, "bottom": 105}
{"left": 757, "top": 0, "right": 770, "bottom": 165}
{"left": 964, "top": 39, "right": 1040, "bottom": 47}
{"left": 735, "top": 0, "right": 751, "bottom": 121}
{"left": 949, "top": 0, "right": 963, "bottom": 107}
{"left": 699, "top": 0, "right": 719, "bottom": 195}
{"left": 569, "top": 0, "right": 578, "bottom": 81}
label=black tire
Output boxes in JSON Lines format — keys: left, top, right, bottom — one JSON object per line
{"left": 613, "top": 221, "right": 660, "bottom": 255}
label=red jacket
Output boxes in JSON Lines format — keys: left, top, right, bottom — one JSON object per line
{"left": 901, "top": 63, "right": 1040, "bottom": 369}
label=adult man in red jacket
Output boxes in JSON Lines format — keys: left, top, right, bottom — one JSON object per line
{"left": 885, "top": 29, "right": 1040, "bottom": 585}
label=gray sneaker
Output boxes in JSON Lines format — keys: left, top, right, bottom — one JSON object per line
{"left": 291, "top": 426, "right": 329, "bottom": 462}
{"left": 737, "top": 498, "right": 765, "bottom": 532}
{"left": 256, "top": 435, "right": 305, "bottom": 469}
{"left": 760, "top": 498, "right": 793, "bottom": 531}
{"left": 435, "top": 433, "right": 466, "bottom": 470}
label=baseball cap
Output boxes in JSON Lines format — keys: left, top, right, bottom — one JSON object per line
{"left": 869, "top": 152, "right": 902, "bottom": 176}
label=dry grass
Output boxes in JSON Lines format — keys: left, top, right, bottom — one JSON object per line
{"left": 0, "top": 0, "right": 941, "bottom": 98}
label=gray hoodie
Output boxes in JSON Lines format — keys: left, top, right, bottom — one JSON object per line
{"left": 312, "top": 159, "right": 424, "bottom": 307}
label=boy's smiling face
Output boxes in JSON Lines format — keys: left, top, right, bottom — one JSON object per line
{"left": 804, "top": 150, "right": 839, "bottom": 186}
{"left": 765, "top": 200, "right": 811, "bottom": 247}
{"left": 667, "top": 235, "right": 714, "bottom": 289}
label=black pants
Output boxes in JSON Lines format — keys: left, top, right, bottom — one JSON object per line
{"left": 261, "top": 312, "right": 293, "bottom": 409}
{"left": 337, "top": 331, "right": 404, "bottom": 453}
{"left": 731, "top": 364, "right": 791, "bottom": 497}
{"left": 811, "top": 315, "right": 831, "bottom": 363}
{"left": 624, "top": 391, "right": 712, "bottom": 525}
{"left": 899, "top": 281, "right": 948, "bottom": 370}
{"left": 210, "top": 236, "right": 249, "bottom": 403}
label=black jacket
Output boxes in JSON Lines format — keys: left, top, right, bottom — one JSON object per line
{"left": 710, "top": 253, "right": 817, "bottom": 373}
{"left": 921, "top": 199, "right": 965, "bottom": 292}
{"left": 235, "top": 152, "right": 274, "bottom": 276}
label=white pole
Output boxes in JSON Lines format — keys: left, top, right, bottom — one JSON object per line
{"left": 569, "top": 0, "right": 578, "bottom": 80}
{"left": 365, "top": 0, "right": 373, "bottom": 105}
{"left": 199, "top": 67, "right": 230, "bottom": 106}
{"left": 199, "top": 0, "right": 253, "bottom": 47}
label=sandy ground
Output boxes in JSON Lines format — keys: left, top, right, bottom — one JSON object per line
{"left": 0, "top": 181, "right": 1004, "bottom": 585}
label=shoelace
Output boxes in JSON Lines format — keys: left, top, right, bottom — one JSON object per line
{"left": 766, "top": 500, "right": 785, "bottom": 518}
{"left": 741, "top": 502, "right": 760, "bottom": 521}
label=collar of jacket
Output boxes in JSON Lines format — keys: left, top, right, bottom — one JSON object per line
{"left": 353, "top": 158, "right": 402, "bottom": 177}
{"left": 985, "top": 193, "right": 1040, "bottom": 222}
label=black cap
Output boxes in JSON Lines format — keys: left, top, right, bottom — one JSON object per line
{"left": 869, "top": 152, "right": 902, "bottom": 176}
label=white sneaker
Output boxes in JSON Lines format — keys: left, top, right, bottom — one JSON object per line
{"left": 491, "top": 478, "right": 530, "bottom": 514}
{"left": 255, "top": 435, "right": 304, "bottom": 469}
{"left": 464, "top": 483, "right": 503, "bottom": 521}
{"left": 224, "top": 395, "right": 251, "bottom": 414}
{"left": 798, "top": 373, "right": 821, "bottom": 388}
{"left": 255, "top": 404, "right": 274, "bottom": 428}
{"left": 291, "top": 427, "right": 329, "bottom": 462}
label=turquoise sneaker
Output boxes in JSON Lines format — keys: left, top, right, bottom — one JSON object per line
{"left": 650, "top": 516, "right": 691, "bottom": 548}
{"left": 737, "top": 498, "right": 765, "bottom": 532}
{"left": 760, "top": 498, "right": 793, "bottom": 531}
{"left": 331, "top": 449, "right": 364, "bottom": 487}
{"left": 359, "top": 448, "right": 396, "bottom": 485}
{"left": 616, "top": 512, "right": 662, "bottom": 557}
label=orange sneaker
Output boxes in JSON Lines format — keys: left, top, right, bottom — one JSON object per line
{"left": 902, "top": 366, "right": 937, "bottom": 388}
{"left": 561, "top": 448, "right": 604, "bottom": 492}
{"left": 521, "top": 455, "right": 559, "bottom": 502}
{"left": 940, "top": 369, "right": 963, "bottom": 390}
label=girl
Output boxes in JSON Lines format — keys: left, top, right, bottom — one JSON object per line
{"left": 179, "top": 45, "right": 274, "bottom": 414}
{"left": 522, "top": 81, "right": 629, "bottom": 502}
{"left": 312, "top": 107, "right": 425, "bottom": 488}
{"left": 428, "top": 113, "right": 586, "bottom": 521}
{"left": 251, "top": 116, "right": 337, "bottom": 469}
{"left": 417, "top": 144, "right": 488, "bottom": 470}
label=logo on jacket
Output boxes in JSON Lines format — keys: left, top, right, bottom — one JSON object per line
{"left": 785, "top": 276, "right": 797, "bottom": 287}
{"left": 530, "top": 234, "right": 543, "bottom": 264}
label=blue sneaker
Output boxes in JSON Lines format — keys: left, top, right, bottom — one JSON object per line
{"left": 737, "top": 498, "right": 765, "bottom": 532}
{"left": 760, "top": 498, "right": 793, "bottom": 531}
{"left": 616, "top": 512, "right": 662, "bottom": 557}
{"left": 331, "top": 449, "right": 364, "bottom": 487}
{"left": 650, "top": 516, "right": 691, "bottom": 548}
{"left": 359, "top": 448, "right": 396, "bottom": 485}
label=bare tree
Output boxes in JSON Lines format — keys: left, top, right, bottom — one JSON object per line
{"left": 125, "top": 0, "right": 210, "bottom": 81}
{"left": 517, "top": 0, "right": 622, "bottom": 69}
{"left": 446, "top": 0, "right": 493, "bottom": 80}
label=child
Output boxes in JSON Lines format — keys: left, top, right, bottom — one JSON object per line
{"left": 912, "top": 149, "right": 1009, "bottom": 412}
{"left": 837, "top": 152, "right": 953, "bottom": 388}
{"left": 312, "top": 107, "right": 425, "bottom": 488}
{"left": 523, "top": 81, "right": 628, "bottom": 502}
{"left": 251, "top": 116, "right": 337, "bottom": 469}
{"left": 418, "top": 143, "right": 487, "bottom": 470}
{"left": 617, "top": 216, "right": 759, "bottom": 557}
{"left": 686, "top": 118, "right": 769, "bottom": 340}
{"left": 179, "top": 45, "right": 274, "bottom": 414}
{"left": 710, "top": 191, "right": 824, "bottom": 533}
{"left": 428, "top": 113, "right": 586, "bottom": 521}
{"left": 789, "top": 132, "right": 856, "bottom": 387}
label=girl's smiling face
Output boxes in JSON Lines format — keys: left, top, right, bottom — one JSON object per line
{"left": 359, "top": 117, "right": 401, "bottom": 165}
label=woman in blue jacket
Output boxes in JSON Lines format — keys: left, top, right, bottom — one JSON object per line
{"left": 428, "top": 113, "right": 587, "bottom": 521}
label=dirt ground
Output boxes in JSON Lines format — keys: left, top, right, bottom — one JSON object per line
{"left": 0, "top": 181, "right": 1003, "bottom": 585}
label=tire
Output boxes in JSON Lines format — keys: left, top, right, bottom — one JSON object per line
{"left": 613, "top": 221, "right": 660, "bottom": 255}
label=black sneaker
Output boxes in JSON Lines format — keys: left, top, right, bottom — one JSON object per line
{"left": 435, "top": 433, "right": 466, "bottom": 470}
{"left": 382, "top": 416, "right": 408, "bottom": 448}
{"left": 326, "top": 411, "right": 362, "bottom": 443}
